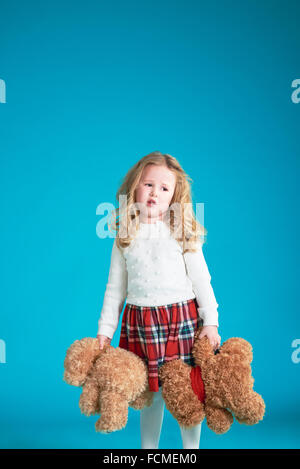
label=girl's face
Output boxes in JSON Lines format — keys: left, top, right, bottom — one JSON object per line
{"left": 135, "top": 164, "right": 176, "bottom": 223}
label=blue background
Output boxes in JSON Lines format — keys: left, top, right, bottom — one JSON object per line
{"left": 0, "top": 0, "right": 299, "bottom": 449}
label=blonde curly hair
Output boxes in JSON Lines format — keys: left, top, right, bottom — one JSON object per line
{"left": 107, "top": 151, "right": 207, "bottom": 254}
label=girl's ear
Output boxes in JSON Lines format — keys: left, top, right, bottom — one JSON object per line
{"left": 63, "top": 337, "right": 102, "bottom": 387}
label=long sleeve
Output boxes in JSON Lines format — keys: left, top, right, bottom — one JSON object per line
{"left": 183, "top": 241, "right": 219, "bottom": 327}
{"left": 97, "top": 239, "right": 128, "bottom": 339}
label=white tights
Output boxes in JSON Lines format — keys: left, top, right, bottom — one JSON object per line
{"left": 140, "top": 387, "right": 202, "bottom": 449}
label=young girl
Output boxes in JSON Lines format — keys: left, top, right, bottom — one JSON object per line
{"left": 97, "top": 151, "right": 221, "bottom": 449}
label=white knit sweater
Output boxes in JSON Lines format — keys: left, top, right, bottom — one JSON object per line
{"left": 97, "top": 220, "right": 219, "bottom": 339}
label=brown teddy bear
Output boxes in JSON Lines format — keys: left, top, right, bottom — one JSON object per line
{"left": 63, "top": 338, "right": 154, "bottom": 433}
{"left": 158, "top": 326, "right": 266, "bottom": 434}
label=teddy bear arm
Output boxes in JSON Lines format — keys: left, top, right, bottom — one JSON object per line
{"left": 95, "top": 389, "right": 129, "bottom": 434}
{"left": 129, "top": 389, "right": 154, "bottom": 410}
{"left": 79, "top": 375, "right": 100, "bottom": 416}
{"left": 205, "top": 405, "right": 234, "bottom": 434}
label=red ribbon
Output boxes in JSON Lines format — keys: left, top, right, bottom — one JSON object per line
{"left": 190, "top": 365, "right": 206, "bottom": 403}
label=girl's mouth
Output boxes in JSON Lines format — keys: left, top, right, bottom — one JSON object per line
{"left": 147, "top": 199, "right": 157, "bottom": 207}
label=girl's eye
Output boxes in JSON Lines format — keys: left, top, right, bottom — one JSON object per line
{"left": 145, "top": 183, "right": 168, "bottom": 191}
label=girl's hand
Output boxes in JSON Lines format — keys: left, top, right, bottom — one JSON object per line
{"left": 198, "top": 326, "right": 221, "bottom": 351}
{"left": 97, "top": 334, "right": 111, "bottom": 350}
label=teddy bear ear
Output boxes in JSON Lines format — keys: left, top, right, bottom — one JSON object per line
{"left": 63, "top": 338, "right": 101, "bottom": 387}
{"left": 192, "top": 329, "right": 216, "bottom": 366}
{"left": 218, "top": 338, "right": 253, "bottom": 363}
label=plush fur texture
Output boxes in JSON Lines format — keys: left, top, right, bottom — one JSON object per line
{"left": 158, "top": 327, "right": 266, "bottom": 434}
{"left": 63, "top": 338, "right": 154, "bottom": 433}
{"left": 64, "top": 330, "right": 265, "bottom": 435}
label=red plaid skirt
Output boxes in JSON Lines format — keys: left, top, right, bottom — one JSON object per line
{"left": 118, "top": 298, "right": 203, "bottom": 392}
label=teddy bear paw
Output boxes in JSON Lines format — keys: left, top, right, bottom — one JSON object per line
{"left": 79, "top": 398, "right": 100, "bottom": 416}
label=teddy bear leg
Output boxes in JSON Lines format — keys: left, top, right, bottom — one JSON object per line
{"left": 130, "top": 388, "right": 155, "bottom": 410}
{"left": 205, "top": 405, "right": 233, "bottom": 434}
{"left": 95, "top": 389, "right": 128, "bottom": 433}
{"left": 234, "top": 392, "right": 266, "bottom": 425}
{"left": 79, "top": 377, "right": 100, "bottom": 416}
{"left": 159, "top": 360, "right": 205, "bottom": 428}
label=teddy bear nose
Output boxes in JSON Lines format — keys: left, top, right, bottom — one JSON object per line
{"left": 214, "top": 348, "right": 220, "bottom": 355}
